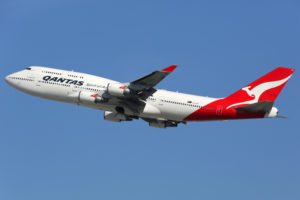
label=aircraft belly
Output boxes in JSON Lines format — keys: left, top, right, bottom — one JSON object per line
{"left": 79, "top": 103, "right": 115, "bottom": 111}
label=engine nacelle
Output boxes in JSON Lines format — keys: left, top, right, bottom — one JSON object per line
{"left": 104, "top": 111, "right": 132, "bottom": 122}
{"left": 107, "top": 83, "right": 130, "bottom": 97}
{"left": 78, "top": 91, "right": 105, "bottom": 104}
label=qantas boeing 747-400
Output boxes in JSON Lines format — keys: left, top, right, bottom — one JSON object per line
{"left": 5, "top": 66, "right": 295, "bottom": 128}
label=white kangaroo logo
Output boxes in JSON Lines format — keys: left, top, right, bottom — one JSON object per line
{"left": 226, "top": 75, "right": 291, "bottom": 109}
{"left": 242, "top": 86, "right": 255, "bottom": 97}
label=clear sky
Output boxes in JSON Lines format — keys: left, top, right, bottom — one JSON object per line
{"left": 1, "top": 0, "right": 299, "bottom": 199}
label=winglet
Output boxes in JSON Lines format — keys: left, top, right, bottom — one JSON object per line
{"left": 161, "top": 65, "right": 177, "bottom": 72}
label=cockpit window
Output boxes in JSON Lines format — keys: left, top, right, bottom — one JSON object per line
{"left": 26, "top": 67, "right": 31, "bottom": 70}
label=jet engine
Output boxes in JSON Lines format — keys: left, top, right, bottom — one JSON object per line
{"left": 104, "top": 111, "right": 132, "bottom": 122}
{"left": 107, "top": 83, "right": 130, "bottom": 97}
{"left": 78, "top": 91, "right": 105, "bottom": 104}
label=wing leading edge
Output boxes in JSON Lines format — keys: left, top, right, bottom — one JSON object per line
{"left": 128, "top": 65, "right": 177, "bottom": 91}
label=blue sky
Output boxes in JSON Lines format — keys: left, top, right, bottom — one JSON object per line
{"left": 1, "top": 0, "right": 300, "bottom": 199}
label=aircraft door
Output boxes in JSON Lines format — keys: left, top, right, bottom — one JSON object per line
{"left": 216, "top": 105, "right": 223, "bottom": 116}
{"left": 158, "top": 96, "right": 165, "bottom": 106}
{"left": 27, "top": 71, "right": 36, "bottom": 81}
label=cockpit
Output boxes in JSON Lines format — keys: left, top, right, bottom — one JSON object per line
{"left": 25, "top": 67, "right": 31, "bottom": 70}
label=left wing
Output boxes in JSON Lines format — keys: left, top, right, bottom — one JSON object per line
{"left": 127, "top": 65, "right": 177, "bottom": 91}
{"left": 101, "top": 65, "right": 181, "bottom": 127}
{"left": 103, "top": 65, "right": 177, "bottom": 119}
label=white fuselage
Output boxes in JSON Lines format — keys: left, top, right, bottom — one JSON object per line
{"left": 5, "top": 66, "right": 218, "bottom": 122}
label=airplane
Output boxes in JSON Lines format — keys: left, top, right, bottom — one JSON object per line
{"left": 5, "top": 65, "right": 295, "bottom": 128}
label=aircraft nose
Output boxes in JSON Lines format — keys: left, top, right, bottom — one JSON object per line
{"left": 5, "top": 75, "right": 10, "bottom": 84}
{"left": 5, "top": 74, "right": 15, "bottom": 86}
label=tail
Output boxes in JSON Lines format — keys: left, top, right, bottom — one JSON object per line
{"left": 225, "top": 67, "right": 295, "bottom": 110}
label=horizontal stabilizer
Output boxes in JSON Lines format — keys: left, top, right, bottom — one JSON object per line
{"left": 277, "top": 115, "right": 288, "bottom": 119}
{"left": 235, "top": 101, "right": 273, "bottom": 113}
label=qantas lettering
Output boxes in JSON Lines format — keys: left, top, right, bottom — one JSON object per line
{"left": 43, "top": 76, "right": 84, "bottom": 86}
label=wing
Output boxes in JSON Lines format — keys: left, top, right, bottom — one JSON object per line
{"left": 127, "top": 65, "right": 177, "bottom": 91}
{"left": 104, "top": 65, "right": 177, "bottom": 116}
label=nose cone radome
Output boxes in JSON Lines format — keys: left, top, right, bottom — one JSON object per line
{"left": 5, "top": 73, "right": 16, "bottom": 87}
{"left": 5, "top": 75, "right": 10, "bottom": 84}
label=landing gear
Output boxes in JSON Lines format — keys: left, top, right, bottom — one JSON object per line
{"left": 115, "top": 106, "right": 125, "bottom": 114}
